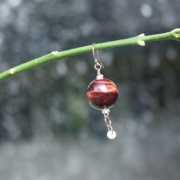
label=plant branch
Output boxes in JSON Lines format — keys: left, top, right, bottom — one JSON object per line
{"left": 0, "top": 28, "right": 180, "bottom": 81}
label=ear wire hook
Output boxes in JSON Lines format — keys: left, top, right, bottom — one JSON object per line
{"left": 92, "top": 43, "right": 104, "bottom": 68}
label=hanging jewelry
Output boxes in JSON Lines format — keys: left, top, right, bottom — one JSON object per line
{"left": 86, "top": 44, "right": 118, "bottom": 139}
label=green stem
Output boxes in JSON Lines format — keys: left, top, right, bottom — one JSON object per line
{"left": 0, "top": 28, "right": 180, "bottom": 81}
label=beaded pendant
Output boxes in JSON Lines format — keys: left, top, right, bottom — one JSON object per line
{"left": 86, "top": 44, "right": 119, "bottom": 139}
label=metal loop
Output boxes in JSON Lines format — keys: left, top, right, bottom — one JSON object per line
{"left": 94, "top": 63, "right": 101, "bottom": 70}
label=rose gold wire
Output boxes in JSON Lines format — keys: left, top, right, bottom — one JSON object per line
{"left": 92, "top": 43, "right": 104, "bottom": 70}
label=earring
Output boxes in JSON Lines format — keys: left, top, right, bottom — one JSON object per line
{"left": 86, "top": 44, "right": 118, "bottom": 140}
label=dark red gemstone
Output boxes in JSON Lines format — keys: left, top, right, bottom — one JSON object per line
{"left": 86, "top": 78, "right": 118, "bottom": 110}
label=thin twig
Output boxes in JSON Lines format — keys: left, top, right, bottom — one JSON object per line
{"left": 0, "top": 28, "right": 179, "bottom": 81}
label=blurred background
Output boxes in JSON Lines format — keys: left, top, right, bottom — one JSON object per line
{"left": 0, "top": 0, "right": 180, "bottom": 179}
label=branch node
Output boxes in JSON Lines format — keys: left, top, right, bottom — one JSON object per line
{"left": 138, "top": 33, "right": 145, "bottom": 37}
{"left": 51, "top": 51, "right": 59, "bottom": 56}
{"left": 9, "top": 68, "right": 16, "bottom": 75}
{"left": 171, "top": 28, "right": 180, "bottom": 41}
{"left": 137, "top": 40, "right": 145, "bottom": 46}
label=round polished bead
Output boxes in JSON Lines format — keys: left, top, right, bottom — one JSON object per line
{"left": 86, "top": 78, "right": 118, "bottom": 110}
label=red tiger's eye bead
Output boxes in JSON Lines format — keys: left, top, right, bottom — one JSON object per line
{"left": 86, "top": 78, "right": 118, "bottom": 110}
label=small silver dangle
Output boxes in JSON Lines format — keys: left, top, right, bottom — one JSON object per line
{"left": 102, "top": 109, "right": 117, "bottom": 140}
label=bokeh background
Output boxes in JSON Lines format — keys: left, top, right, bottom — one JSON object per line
{"left": 0, "top": 0, "right": 180, "bottom": 179}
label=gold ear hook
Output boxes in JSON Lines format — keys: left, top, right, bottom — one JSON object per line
{"left": 92, "top": 43, "right": 104, "bottom": 68}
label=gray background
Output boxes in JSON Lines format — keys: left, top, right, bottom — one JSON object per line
{"left": 0, "top": 0, "right": 180, "bottom": 179}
